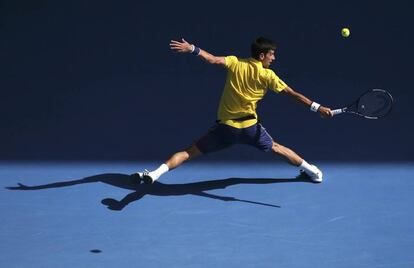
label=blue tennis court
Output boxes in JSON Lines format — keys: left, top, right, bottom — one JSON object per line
{"left": 1, "top": 1, "right": 412, "bottom": 267}
{"left": 2, "top": 161, "right": 413, "bottom": 267}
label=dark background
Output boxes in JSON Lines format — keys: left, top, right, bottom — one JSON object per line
{"left": 1, "top": 0, "right": 412, "bottom": 162}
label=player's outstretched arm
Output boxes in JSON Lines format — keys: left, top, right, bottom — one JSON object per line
{"left": 281, "top": 86, "right": 332, "bottom": 118}
{"left": 169, "top": 38, "right": 225, "bottom": 65}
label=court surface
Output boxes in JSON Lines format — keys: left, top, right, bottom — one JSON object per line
{"left": 1, "top": 161, "right": 413, "bottom": 268}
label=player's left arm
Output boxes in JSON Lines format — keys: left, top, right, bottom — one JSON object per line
{"left": 281, "top": 86, "right": 333, "bottom": 118}
{"left": 169, "top": 38, "right": 225, "bottom": 65}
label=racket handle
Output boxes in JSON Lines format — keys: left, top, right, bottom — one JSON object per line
{"left": 331, "top": 108, "right": 344, "bottom": 116}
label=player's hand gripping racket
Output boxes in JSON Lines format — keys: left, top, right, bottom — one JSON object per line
{"left": 331, "top": 89, "right": 393, "bottom": 119}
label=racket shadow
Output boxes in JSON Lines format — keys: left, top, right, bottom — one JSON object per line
{"left": 6, "top": 173, "right": 314, "bottom": 210}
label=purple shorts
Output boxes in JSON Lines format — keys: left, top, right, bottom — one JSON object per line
{"left": 195, "top": 123, "right": 274, "bottom": 154}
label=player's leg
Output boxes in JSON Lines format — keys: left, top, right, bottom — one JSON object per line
{"left": 271, "top": 141, "right": 302, "bottom": 166}
{"left": 132, "top": 123, "right": 234, "bottom": 184}
{"left": 131, "top": 144, "right": 202, "bottom": 184}
{"left": 243, "top": 123, "right": 323, "bottom": 182}
{"left": 165, "top": 144, "right": 202, "bottom": 170}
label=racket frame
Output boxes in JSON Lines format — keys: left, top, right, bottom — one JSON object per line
{"left": 332, "top": 89, "right": 393, "bottom": 119}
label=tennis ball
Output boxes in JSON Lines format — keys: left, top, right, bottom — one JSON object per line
{"left": 341, "top": 28, "right": 350, "bottom": 37}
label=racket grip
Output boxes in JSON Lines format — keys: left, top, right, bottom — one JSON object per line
{"left": 331, "top": 109, "right": 344, "bottom": 116}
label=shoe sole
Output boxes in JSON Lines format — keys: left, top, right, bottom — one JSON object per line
{"left": 142, "top": 175, "right": 154, "bottom": 184}
{"left": 299, "top": 170, "right": 322, "bottom": 183}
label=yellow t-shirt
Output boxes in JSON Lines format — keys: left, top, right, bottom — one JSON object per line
{"left": 217, "top": 56, "right": 288, "bottom": 128}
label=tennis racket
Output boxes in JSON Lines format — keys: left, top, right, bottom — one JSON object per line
{"left": 331, "top": 89, "right": 393, "bottom": 119}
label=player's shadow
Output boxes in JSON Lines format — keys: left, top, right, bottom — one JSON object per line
{"left": 5, "top": 173, "right": 314, "bottom": 210}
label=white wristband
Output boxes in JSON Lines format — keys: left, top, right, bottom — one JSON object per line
{"left": 310, "top": 102, "right": 321, "bottom": 112}
{"left": 190, "top": 45, "right": 195, "bottom": 53}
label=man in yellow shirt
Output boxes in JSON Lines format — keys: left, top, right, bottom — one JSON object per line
{"left": 132, "top": 37, "right": 332, "bottom": 184}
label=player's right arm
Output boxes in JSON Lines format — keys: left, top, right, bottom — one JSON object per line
{"left": 169, "top": 38, "right": 225, "bottom": 66}
{"left": 282, "top": 86, "right": 332, "bottom": 118}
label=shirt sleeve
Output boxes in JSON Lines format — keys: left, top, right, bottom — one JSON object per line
{"left": 266, "top": 69, "right": 288, "bottom": 93}
{"left": 224, "top": 56, "right": 239, "bottom": 72}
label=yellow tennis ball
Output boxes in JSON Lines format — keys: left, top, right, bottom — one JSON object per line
{"left": 341, "top": 28, "right": 350, "bottom": 37}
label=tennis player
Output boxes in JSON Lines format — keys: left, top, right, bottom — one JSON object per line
{"left": 132, "top": 37, "right": 332, "bottom": 184}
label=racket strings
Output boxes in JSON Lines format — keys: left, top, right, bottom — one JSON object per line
{"left": 357, "top": 90, "right": 393, "bottom": 118}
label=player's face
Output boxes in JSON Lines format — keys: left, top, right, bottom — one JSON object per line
{"left": 262, "top": 50, "right": 276, "bottom": 68}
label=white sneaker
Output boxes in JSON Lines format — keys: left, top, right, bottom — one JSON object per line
{"left": 309, "top": 165, "right": 323, "bottom": 183}
{"left": 142, "top": 169, "right": 155, "bottom": 184}
{"left": 300, "top": 165, "right": 323, "bottom": 183}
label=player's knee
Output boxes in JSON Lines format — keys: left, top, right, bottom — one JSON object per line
{"left": 185, "top": 145, "right": 202, "bottom": 160}
{"left": 271, "top": 142, "right": 282, "bottom": 153}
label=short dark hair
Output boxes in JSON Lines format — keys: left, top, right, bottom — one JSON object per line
{"left": 251, "top": 37, "right": 276, "bottom": 60}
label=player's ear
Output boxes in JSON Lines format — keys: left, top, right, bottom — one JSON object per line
{"left": 259, "top": 53, "right": 265, "bottom": 60}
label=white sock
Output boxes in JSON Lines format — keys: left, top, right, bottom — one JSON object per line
{"left": 299, "top": 160, "right": 317, "bottom": 175}
{"left": 149, "top": 163, "right": 169, "bottom": 181}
